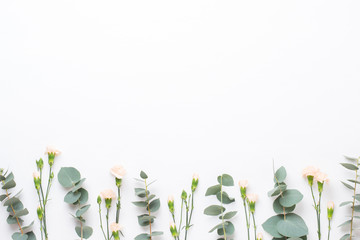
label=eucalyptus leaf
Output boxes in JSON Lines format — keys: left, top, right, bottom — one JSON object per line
{"left": 204, "top": 205, "right": 225, "bottom": 216}
{"left": 274, "top": 166, "right": 287, "bottom": 183}
{"left": 279, "top": 189, "right": 303, "bottom": 207}
{"left": 58, "top": 167, "right": 81, "bottom": 188}
{"left": 76, "top": 204, "right": 90, "bottom": 217}
{"left": 217, "top": 174, "right": 234, "bottom": 186}
{"left": 64, "top": 191, "right": 81, "bottom": 204}
{"left": 205, "top": 185, "right": 221, "bottom": 196}
{"left": 277, "top": 213, "right": 308, "bottom": 238}
{"left": 148, "top": 198, "right": 160, "bottom": 212}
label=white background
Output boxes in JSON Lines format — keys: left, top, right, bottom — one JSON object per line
{"left": 1, "top": 1, "right": 360, "bottom": 239}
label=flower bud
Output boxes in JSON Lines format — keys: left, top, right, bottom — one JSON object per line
{"left": 110, "top": 223, "right": 122, "bottom": 240}
{"left": 36, "top": 158, "right": 44, "bottom": 170}
{"left": 238, "top": 180, "right": 248, "bottom": 199}
{"left": 115, "top": 178, "right": 122, "bottom": 188}
{"left": 191, "top": 173, "right": 199, "bottom": 192}
{"left": 247, "top": 193, "right": 258, "bottom": 213}
{"left": 327, "top": 201, "right": 334, "bottom": 220}
{"left": 169, "top": 222, "right": 178, "bottom": 237}
{"left": 37, "top": 206, "right": 43, "bottom": 220}
{"left": 45, "top": 146, "right": 60, "bottom": 166}
{"left": 302, "top": 166, "right": 319, "bottom": 186}
{"left": 33, "top": 171, "right": 41, "bottom": 190}
{"left": 181, "top": 190, "right": 187, "bottom": 200}
{"left": 168, "top": 195, "right": 175, "bottom": 213}
{"left": 256, "top": 232, "right": 263, "bottom": 240}
{"left": 97, "top": 195, "right": 102, "bottom": 204}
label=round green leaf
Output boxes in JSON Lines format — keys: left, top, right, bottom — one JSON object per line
{"left": 218, "top": 174, "right": 234, "bottom": 186}
{"left": 58, "top": 167, "right": 81, "bottom": 188}
{"left": 140, "top": 171, "right": 148, "bottom": 179}
{"left": 11, "top": 232, "right": 28, "bottom": 240}
{"left": 262, "top": 215, "right": 283, "bottom": 238}
{"left": 205, "top": 185, "right": 221, "bottom": 196}
{"left": 217, "top": 221, "right": 235, "bottom": 235}
{"left": 75, "top": 226, "right": 93, "bottom": 239}
{"left": 273, "top": 196, "right": 296, "bottom": 214}
{"left": 78, "top": 188, "right": 89, "bottom": 205}
{"left": 274, "top": 166, "right": 287, "bottom": 183}
{"left": 76, "top": 204, "right": 90, "bottom": 217}
{"left": 279, "top": 189, "right": 303, "bottom": 207}
{"left": 148, "top": 198, "right": 160, "bottom": 212}
{"left": 64, "top": 191, "right": 81, "bottom": 204}
{"left": 204, "top": 205, "right": 225, "bottom": 216}
{"left": 216, "top": 191, "right": 235, "bottom": 204}
{"left": 276, "top": 213, "right": 308, "bottom": 238}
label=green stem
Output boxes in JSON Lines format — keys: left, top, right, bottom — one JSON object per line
{"left": 36, "top": 190, "right": 44, "bottom": 240}
{"left": 106, "top": 208, "right": 110, "bottom": 240}
{"left": 350, "top": 158, "right": 359, "bottom": 240}
{"left": 39, "top": 169, "right": 48, "bottom": 240}
{"left": 220, "top": 177, "right": 227, "bottom": 240}
{"left": 185, "top": 199, "right": 189, "bottom": 240}
{"left": 310, "top": 185, "right": 320, "bottom": 240}
{"left": 327, "top": 218, "right": 331, "bottom": 240}
{"left": 98, "top": 203, "right": 107, "bottom": 240}
{"left": 178, "top": 199, "right": 184, "bottom": 239}
{"left": 242, "top": 198, "right": 250, "bottom": 240}
{"left": 116, "top": 185, "right": 121, "bottom": 223}
{"left": 145, "top": 179, "right": 152, "bottom": 240}
{"left": 251, "top": 212, "right": 257, "bottom": 240}
{"left": 318, "top": 191, "right": 322, "bottom": 240}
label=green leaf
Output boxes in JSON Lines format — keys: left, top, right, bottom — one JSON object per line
{"left": 0, "top": 194, "right": 7, "bottom": 201}
{"left": 205, "top": 185, "right": 221, "bottom": 196}
{"left": 132, "top": 201, "right": 148, "bottom": 207}
{"left": 11, "top": 232, "right": 28, "bottom": 240}
{"left": 340, "top": 163, "right": 359, "bottom": 170}
{"left": 262, "top": 215, "right": 283, "bottom": 238}
{"left": 274, "top": 166, "right": 287, "bottom": 183}
{"left": 342, "top": 181, "right": 355, "bottom": 190}
{"left": 216, "top": 191, "right": 235, "bottom": 204}
{"left": 78, "top": 188, "right": 89, "bottom": 205}
{"left": 9, "top": 201, "right": 24, "bottom": 212}
{"left": 75, "top": 225, "right": 93, "bottom": 239}
{"left": 222, "top": 211, "right": 237, "bottom": 219}
{"left": 72, "top": 178, "right": 86, "bottom": 192}
{"left": 273, "top": 196, "right": 296, "bottom": 214}
{"left": 64, "top": 191, "right": 81, "bottom": 204}
{"left": 57, "top": 167, "right": 81, "bottom": 188}
{"left": 76, "top": 204, "right": 90, "bottom": 217}
{"left": 135, "top": 233, "right": 151, "bottom": 240}
{"left": 217, "top": 221, "right": 235, "bottom": 235}
{"left": 151, "top": 231, "right": 163, "bottom": 236}
{"left": 209, "top": 222, "right": 226, "bottom": 233}
{"left": 2, "top": 179, "right": 16, "bottom": 189}
{"left": 338, "top": 219, "right": 352, "bottom": 227}
{"left": 7, "top": 215, "right": 23, "bottom": 224}
{"left": 140, "top": 171, "right": 148, "bottom": 179}
{"left": 344, "top": 156, "right": 358, "bottom": 162}
{"left": 268, "top": 184, "right": 287, "bottom": 197}
{"left": 279, "top": 189, "right": 303, "bottom": 207}
{"left": 276, "top": 213, "right": 308, "bottom": 238}
{"left": 138, "top": 214, "right": 155, "bottom": 226}
{"left": 204, "top": 205, "right": 225, "bottom": 216}
{"left": 135, "top": 188, "right": 149, "bottom": 198}
{"left": 218, "top": 174, "right": 234, "bottom": 186}
{"left": 340, "top": 201, "right": 353, "bottom": 207}
{"left": 340, "top": 233, "right": 350, "bottom": 240}
{"left": 13, "top": 208, "right": 29, "bottom": 217}
{"left": 22, "top": 221, "right": 34, "bottom": 232}
{"left": 25, "top": 232, "right": 36, "bottom": 240}
{"left": 4, "top": 197, "right": 20, "bottom": 206}
{"left": 148, "top": 199, "right": 160, "bottom": 212}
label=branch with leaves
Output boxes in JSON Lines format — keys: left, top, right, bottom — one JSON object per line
{"left": 339, "top": 156, "right": 360, "bottom": 240}
{"left": 204, "top": 174, "right": 237, "bottom": 240}
{"left": 133, "top": 171, "right": 163, "bottom": 240}
{"left": 1, "top": 169, "right": 36, "bottom": 240}
{"left": 57, "top": 167, "right": 93, "bottom": 239}
{"left": 263, "top": 166, "right": 308, "bottom": 239}
{"left": 33, "top": 146, "right": 60, "bottom": 240}
{"left": 167, "top": 173, "right": 199, "bottom": 240}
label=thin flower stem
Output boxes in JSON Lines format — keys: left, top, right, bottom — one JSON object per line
{"left": 327, "top": 218, "right": 331, "bottom": 240}
{"left": 310, "top": 185, "right": 321, "bottom": 240}
{"left": 179, "top": 199, "right": 184, "bottom": 239}
{"left": 251, "top": 212, "right": 257, "bottom": 240}
{"left": 106, "top": 208, "right": 110, "bottom": 240}
{"left": 318, "top": 191, "right": 322, "bottom": 240}
{"left": 185, "top": 199, "right": 189, "bottom": 240}
{"left": 350, "top": 158, "right": 359, "bottom": 240}
{"left": 116, "top": 184, "right": 121, "bottom": 223}
{"left": 39, "top": 170, "right": 48, "bottom": 240}
{"left": 242, "top": 197, "right": 250, "bottom": 240}
{"left": 98, "top": 203, "right": 107, "bottom": 240}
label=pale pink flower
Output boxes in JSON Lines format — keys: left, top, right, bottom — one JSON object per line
{"left": 238, "top": 180, "right": 248, "bottom": 188}
{"left": 168, "top": 195, "right": 174, "bottom": 203}
{"left": 100, "top": 189, "right": 116, "bottom": 199}
{"left": 110, "top": 222, "right": 122, "bottom": 232}
{"left": 193, "top": 173, "right": 199, "bottom": 180}
{"left": 45, "top": 146, "right": 61, "bottom": 156}
{"left": 315, "top": 172, "right": 329, "bottom": 183}
{"left": 256, "top": 232, "right": 263, "bottom": 240}
{"left": 327, "top": 201, "right": 334, "bottom": 209}
{"left": 302, "top": 166, "right": 319, "bottom": 177}
{"left": 110, "top": 165, "right": 126, "bottom": 179}
{"left": 33, "top": 171, "right": 40, "bottom": 179}
{"left": 247, "top": 193, "right": 258, "bottom": 203}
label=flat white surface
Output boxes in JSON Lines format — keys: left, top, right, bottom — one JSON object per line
{"left": 1, "top": 1, "right": 360, "bottom": 239}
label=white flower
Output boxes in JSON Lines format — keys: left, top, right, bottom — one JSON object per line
{"left": 193, "top": 173, "right": 199, "bottom": 180}
{"left": 45, "top": 146, "right": 61, "bottom": 156}
{"left": 256, "top": 232, "right": 263, "bottom": 240}
{"left": 315, "top": 172, "right": 329, "bottom": 183}
{"left": 302, "top": 166, "right": 319, "bottom": 177}
{"left": 168, "top": 195, "right": 174, "bottom": 203}
{"left": 247, "top": 193, "right": 258, "bottom": 203}
{"left": 100, "top": 189, "right": 116, "bottom": 199}
{"left": 33, "top": 171, "right": 40, "bottom": 179}
{"left": 110, "top": 222, "right": 122, "bottom": 232}
{"left": 238, "top": 180, "right": 248, "bottom": 188}
{"left": 327, "top": 201, "right": 334, "bottom": 209}
{"left": 110, "top": 165, "right": 126, "bottom": 179}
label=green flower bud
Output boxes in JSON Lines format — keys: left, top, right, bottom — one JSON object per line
{"left": 168, "top": 195, "right": 175, "bottom": 213}
{"left": 191, "top": 174, "right": 199, "bottom": 192}
{"left": 170, "top": 222, "right": 178, "bottom": 237}
{"left": 37, "top": 206, "right": 43, "bottom": 220}
{"left": 97, "top": 195, "right": 102, "bottom": 204}
{"left": 36, "top": 158, "right": 44, "bottom": 170}
{"left": 105, "top": 198, "right": 112, "bottom": 209}
{"left": 181, "top": 190, "right": 187, "bottom": 200}
{"left": 327, "top": 201, "right": 334, "bottom": 220}
{"left": 317, "top": 181, "right": 324, "bottom": 193}
{"left": 307, "top": 175, "right": 314, "bottom": 186}
{"left": 33, "top": 172, "right": 41, "bottom": 190}
{"left": 115, "top": 178, "right": 122, "bottom": 187}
